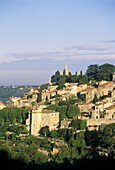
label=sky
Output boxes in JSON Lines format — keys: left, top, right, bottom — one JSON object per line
{"left": 0, "top": 0, "right": 115, "bottom": 85}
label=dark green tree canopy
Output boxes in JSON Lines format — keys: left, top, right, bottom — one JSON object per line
{"left": 86, "top": 64, "right": 99, "bottom": 80}
{"left": 54, "top": 70, "right": 60, "bottom": 81}
{"left": 86, "top": 63, "right": 115, "bottom": 81}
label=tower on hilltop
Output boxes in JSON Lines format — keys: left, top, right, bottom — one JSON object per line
{"left": 62, "top": 61, "right": 70, "bottom": 76}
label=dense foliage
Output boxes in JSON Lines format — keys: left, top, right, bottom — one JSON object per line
{"left": 86, "top": 63, "right": 115, "bottom": 81}
{"left": 0, "top": 107, "right": 31, "bottom": 135}
{"left": 0, "top": 123, "right": 114, "bottom": 169}
{"left": 48, "top": 104, "right": 80, "bottom": 120}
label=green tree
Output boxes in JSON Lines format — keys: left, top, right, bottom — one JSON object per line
{"left": 69, "top": 119, "right": 81, "bottom": 129}
{"left": 92, "top": 94, "right": 99, "bottom": 104}
{"left": 8, "top": 108, "right": 16, "bottom": 124}
{"left": 80, "top": 119, "right": 87, "bottom": 130}
{"left": 54, "top": 70, "right": 60, "bottom": 82}
{"left": 47, "top": 104, "right": 58, "bottom": 111}
{"left": 31, "top": 151, "right": 48, "bottom": 165}
{"left": 86, "top": 64, "right": 99, "bottom": 80}
{"left": 67, "top": 105, "right": 80, "bottom": 118}
{"left": 57, "top": 77, "right": 66, "bottom": 89}
{"left": 57, "top": 105, "right": 67, "bottom": 121}
{"left": 39, "top": 126, "right": 49, "bottom": 136}
{"left": 97, "top": 63, "right": 115, "bottom": 81}
{"left": 80, "top": 70, "right": 83, "bottom": 76}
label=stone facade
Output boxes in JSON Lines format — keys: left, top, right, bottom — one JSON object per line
{"left": 87, "top": 118, "right": 115, "bottom": 130}
{"left": 26, "top": 105, "right": 59, "bottom": 136}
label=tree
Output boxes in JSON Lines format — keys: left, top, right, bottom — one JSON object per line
{"left": 80, "top": 70, "right": 83, "bottom": 76}
{"left": 39, "top": 126, "right": 49, "bottom": 136}
{"left": 57, "top": 77, "right": 66, "bottom": 89}
{"left": 78, "top": 75, "right": 88, "bottom": 84}
{"left": 8, "top": 108, "right": 16, "bottom": 124}
{"left": 31, "top": 151, "right": 48, "bottom": 165}
{"left": 69, "top": 119, "right": 81, "bottom": 129}
{"left": 86, "top": 64, "right": 99, "bottom": 80}
{"left": 92, "top": 94, "right": 99, "bottom": 104}
{"left": 57, "top": 105, "right": 67, "bottom": 121}
{"left": 55, "top": 70, "right": 60, "bottom": 82}
{"left": 80, "top": 119, "right": 87, "bottom": 130}
{"left": 67, "top": 105, "right": 80, "bottom": 119}
{"left": 47, "top": 104, "right": 58, "bottom": 111}
{"left": 97, "top": 63, "right": 115, "bottom": 81}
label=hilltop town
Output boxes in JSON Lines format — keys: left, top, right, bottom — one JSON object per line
{"left": 0, "top": 62, "right": 115, "bottom": 135}
{"left": 0, "top": 62, "right": 115, "bottom": 168}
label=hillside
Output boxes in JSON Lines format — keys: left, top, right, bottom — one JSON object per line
{"left": 0, "top": 86, "right": 32, "bottom": 103}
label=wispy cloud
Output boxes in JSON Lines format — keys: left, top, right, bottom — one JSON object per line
{"left": 101, "top": 39, "right": 115, "bottom": 43}
{"left": 0, "top": 43, "right": 114, "bottom": 65}
{"left": 64, "top": 45, "right": 112, "bottom": 51}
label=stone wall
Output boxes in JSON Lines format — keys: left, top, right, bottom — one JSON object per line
{"left": 87, "top": 118, "right": 115, "bottom": 126}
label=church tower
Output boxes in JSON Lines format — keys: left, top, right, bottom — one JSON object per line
{"left": 62, "top": 61, "right": 70, "bottom": 76}
{"left": 65, "top": 61, "right": 67, "bottom": 71}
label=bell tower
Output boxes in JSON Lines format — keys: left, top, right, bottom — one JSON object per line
{"left": 62, "top": 61, "right": 70, "bottom": 76}
{"left": 65, "top": 61, "right": 67, "bottom": 71}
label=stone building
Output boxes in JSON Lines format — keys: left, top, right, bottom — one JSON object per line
{"left": 6, "top": 97, "right": 21, "bottom": 107}
{"left": 79, "top": 86, "right": 96, "bottom": 103}
{"left": 77, "top": 102, "right": 94, "bottom": 113}
{"left": 26, "top": 105, "right": 59, "bottom": 136}
{"left": 104, "top": 104, "right": 115, "bottom": 119}
{"left": 0, "top": 101, "right": 6, "bottom": 110}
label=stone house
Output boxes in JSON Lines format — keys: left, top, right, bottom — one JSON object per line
{"left": 104, "top": 104, "right": 115, "bottom": 119}
{"left": 87, "top": 118, "right": 115, "bottom": 131}
{"left": 96, "top": 80, "right": 114, "bottom": 98}
{"left": 26, "top": 105, "right": 59, "bottom": 136}
{"left": 79, "top": 86, "right": 96, "bottom": 103}
{"left": 77, "top": 102, "right": 94, "bottom": 113}
{"left": 6, "top": 97, "right": 21, "bottom": 107}
{"left": 30, "top": 87, "right": 40, "bottom": 94}
{"left": 42, "top": 86, "right": 58, "bottom": 102}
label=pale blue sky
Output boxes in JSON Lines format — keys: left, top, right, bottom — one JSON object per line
{"left": 0, "top": 0, "right": 115, "bottom": 85}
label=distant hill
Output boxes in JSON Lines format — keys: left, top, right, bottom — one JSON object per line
{"left": 0, "top": 86, "right": 32, "bottom": 103}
